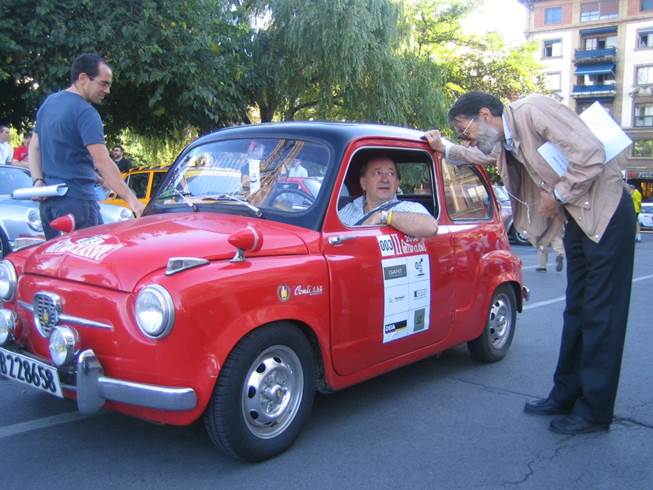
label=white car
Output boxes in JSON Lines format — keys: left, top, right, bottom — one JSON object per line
{"left": 640, "top": 202, "right": 653, "bottom": 230}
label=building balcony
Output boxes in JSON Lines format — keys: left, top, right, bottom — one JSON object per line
{"left": 574, "top": 47, "right": 616, "bottom": 63}
{"left": 571, "top": 83, "right": 616, "bottom": 97}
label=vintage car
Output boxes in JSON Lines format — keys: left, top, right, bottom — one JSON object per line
{"left": 0, "top": 165, "right": 134, "bottom": 258}
{"left": 103, "top": 167, "right": 168, "bottom": 207}
{"left": 639, "top": 202, "right": 653, "bottom": 230}
{"left": 0, "top": 122, "right": 526, "bottom": 462}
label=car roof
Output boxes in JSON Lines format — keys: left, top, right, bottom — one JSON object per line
{"left": 194, "top": 121, "right": 427, "bottom": 147}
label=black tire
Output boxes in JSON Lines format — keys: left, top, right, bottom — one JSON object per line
{"left": 509, "top": 225, "right": 530, "bottom": 246}
{"left": 468, "top": 285, "right": 517, "bottom": 363}
{"left": 204, "top": 323, "right": 316, "bottom": 462}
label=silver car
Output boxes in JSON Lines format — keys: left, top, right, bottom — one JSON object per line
{"left": 640, "top": 202, "right": 653, "bottom": 230}
{"left": 493, "top": 185, "right": 529, "bottom": 246}
{"left": 0, "top": 166, "right": 133, "bottom": 257}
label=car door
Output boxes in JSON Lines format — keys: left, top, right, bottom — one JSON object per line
{"left": 323, "top": 142, "right": 455, "bottom": 376}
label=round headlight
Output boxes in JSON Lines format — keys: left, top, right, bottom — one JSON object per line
{"left": 48, "top": 326, "right": 79, "bottom": 366}
{"left": 0, "top": 260, "right": 18, "bottom": 302}
{"left": 135, "top": 285, "right": 174, "bottom": 339}
{"left": 27, "top": 208, "right": 43, "bottom": 232}
{"left": 0, "top": 309, "right": 16, "bottom": 345}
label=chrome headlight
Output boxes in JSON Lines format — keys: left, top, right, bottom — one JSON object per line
{"left": 134, "top": 285, "right": 174, "bottom": 339}
{"left": 48, "top": 326, "right": 80, "bottom": 366}
{"left": 0, "top": 309, "right": 16, "bottom": 345}
{"left": 27, "top": 208, "right": 43, "bottom": 232}
{"left": 0, "top": 260, "right": 17, "bottom": 302}
{"left": 118, "top": 207, "right": 134, "bottom": 221}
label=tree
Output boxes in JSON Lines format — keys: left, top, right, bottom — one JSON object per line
{"left": 0, "top": 0, "right": 251, "bottom": 135}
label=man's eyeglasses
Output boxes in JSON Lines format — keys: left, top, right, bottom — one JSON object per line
{"left": 457, "top": 118, "right": 475, "bottom": 142}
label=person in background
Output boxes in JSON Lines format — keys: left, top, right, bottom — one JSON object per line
{"left": 536, "top": 233, "right": 565, "bottom": 272}
{"left": 111, "top": 144, "right": 133, "bottom": 172}
{"left": 29, "top": 53, "right": 144, "bottom": 239}
{"left": 425, "top": 91, "right": 636, "bottom": 435}
{"left": 287, "top": 158, "right": 308, "bottom": 177}
{"left": 12, "top": 131, "right": 32, "bottom": 169}
{"left": 0, "top": 125, "right": 13, "bottom": 165}
{"left": 627, "top": 183, "right": 642, "bottom": 242}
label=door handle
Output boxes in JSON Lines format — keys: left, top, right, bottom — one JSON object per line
{"left": 328, "top": 235, "right": 357, "bottom": 245}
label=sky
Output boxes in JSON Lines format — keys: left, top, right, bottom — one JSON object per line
{"left": 462, "top": 0, "right": 529, "bottom": 45}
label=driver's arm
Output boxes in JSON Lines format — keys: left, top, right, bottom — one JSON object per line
{"left": 363, "top": 210, "right": 438, "bottom": 237}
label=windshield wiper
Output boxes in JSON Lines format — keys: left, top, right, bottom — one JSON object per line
{"left": 202, "top": 193, "right": 262, "bottom": 217}
{"left": 173, "top": 189, "right": 198, "bottom": 211}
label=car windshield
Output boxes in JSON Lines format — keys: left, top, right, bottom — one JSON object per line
{"left": 493, "top": 185, "right": 509, "bottom": 202}
{"left": 642, "top": 203, "right": 653, "bottom": 214}
{"left": 151, "top": 138, "right": 329, "bottom": 217}
{"left": 0, "top": 167, "right": 33, "bottom": 195}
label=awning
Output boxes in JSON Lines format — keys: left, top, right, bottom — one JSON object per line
{"left": 575, "top": 63, "right": 615, "bottom": 75}
{"left": 580, "top": 26, "right": 617, "bottom": 36}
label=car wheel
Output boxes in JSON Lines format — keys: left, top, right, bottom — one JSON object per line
{"left": 468, "top": 285, "right": 517, "bottom": 363}
{"left": 509, "top": 225, "right": 529, "bottom": 246}
{"left": 204, "top": 323, "right": 316, "bottom": 462}
{"left": 0, "top": 229, "right": 9, "bottom": 258}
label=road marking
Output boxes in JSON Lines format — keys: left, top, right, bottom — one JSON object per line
{"left": 523, "top": 273, "right": 653, "bottom": 311}
{"left": 0, "top": 412, "right": 98, "bottom": 440}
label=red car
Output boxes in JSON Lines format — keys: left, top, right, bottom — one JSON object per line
{"left": 0, "top": 122, "right": 526, "bottom": 462}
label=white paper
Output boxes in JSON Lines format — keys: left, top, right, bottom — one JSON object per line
{"left": 537, "top": 101, "right": 632, "bottom": 177}
{"left": 248, "top": 159, "right": 261, "bottom": 194}
{"left": 579, "top": 101, "right": 632, "bottom": 162}
{"left": 12, "top": 184, "right": 68, "bottom": 200}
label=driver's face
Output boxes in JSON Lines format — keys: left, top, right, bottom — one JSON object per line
{"left": 360, "top": 158, "right": 399, "bottom": 205}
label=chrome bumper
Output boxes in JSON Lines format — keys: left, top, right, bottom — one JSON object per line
{"left": 75, "top": 349, "right": 197, "bottom": 414}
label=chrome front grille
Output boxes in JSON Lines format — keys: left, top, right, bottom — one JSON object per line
{"left": 33, "top": 291, "right": 62, "bottom": 337}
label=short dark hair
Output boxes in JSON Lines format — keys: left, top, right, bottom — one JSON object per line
{"left": 112, "top": 144, "right": 124, "bottom": 152}
{"left": 71, "top": 53, "right": 109, "bottom": 83}
{"left": 448, "top": 91, "right": 504, "bottom": 123}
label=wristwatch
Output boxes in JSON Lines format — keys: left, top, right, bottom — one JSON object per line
{"left": 380, "top": 210, "right": 388, "bottom": 225}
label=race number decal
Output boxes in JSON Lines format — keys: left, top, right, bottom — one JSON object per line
{"left": 382, "top": 253, "right": 430, "bottom": 343}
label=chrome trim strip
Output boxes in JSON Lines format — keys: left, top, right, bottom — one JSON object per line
{"left": 18, "top": 300, "right": 113, "bottom": 330}
{"left": 76, "top": 349, "right": 197, "bottom": 413}
{"left": 165, "top": 257, "right": 209, "bottom": 276}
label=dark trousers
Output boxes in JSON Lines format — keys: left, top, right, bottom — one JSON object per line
{"left": 549, "top": 190, "right": 636, "bottom": 424}
{"left": 40, "top": 196, "right": 103, "bottom": 240}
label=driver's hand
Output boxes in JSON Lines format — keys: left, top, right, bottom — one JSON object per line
{"left": 362, "top": 211, "right": 383, "bottom": 226}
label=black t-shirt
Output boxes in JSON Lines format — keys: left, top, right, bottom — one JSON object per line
{"left": 115, "top": 158, "right": 132, "bottom": 172}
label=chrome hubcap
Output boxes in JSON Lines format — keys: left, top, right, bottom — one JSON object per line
{"left": 242, "top": 345, "right": 303, "bottom": 439}
{"left": 488, "top": 293, "right": 512, "bottom": 349}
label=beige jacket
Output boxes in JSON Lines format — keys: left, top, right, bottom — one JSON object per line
{"left": 448, "top": 95, "right": 624, "bottom": 246}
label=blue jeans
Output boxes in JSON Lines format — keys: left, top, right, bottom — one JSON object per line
{"left": 40, "top": 197, "right": 103, "bottom": 240}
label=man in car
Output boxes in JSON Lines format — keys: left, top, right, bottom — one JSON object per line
{"left": 339, "top": 156, "right": 438, "bottom": 237}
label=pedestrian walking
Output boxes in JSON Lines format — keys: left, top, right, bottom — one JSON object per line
{"left": 536, "top": 233, "right": 564, "bottom": 272}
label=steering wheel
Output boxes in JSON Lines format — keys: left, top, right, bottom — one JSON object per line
{"left": 267, "top": 188, "right": 316, "bottom": 210}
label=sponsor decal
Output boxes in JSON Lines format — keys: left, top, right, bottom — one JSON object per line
{"left": 277, "top": 284, "right": 291, "bottom": 302}
{"left": 377, "top": 234, "right": 426, "bottom": 257}
{"left": 384, "top": 319, "right": 408, "bottom": 334}
{"left": 413, "top": 288, "right": 427, "bottom": 299}
{"left": 44, "top": 234, "right": 124, "bottom": 262}
{"left": 294, "top": 285, "right": 324, "bottom": 296}
{"left": 383, "top": 264, "right": 407, "bottom": 281}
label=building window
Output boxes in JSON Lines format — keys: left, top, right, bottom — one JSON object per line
{"left": 576, "top": 101, "right": 613, "bottom": 115}
{"left": 544, "top": 73, "right": 562, "bottom": 91}
{"left": 637, "top": 66, "right": 653, "bottom": 85}
{"left": 544, "top": 7, "right": 563, "bottom": 25}
{"left": 634, "top": 103, "right": 653, "bottom": 127}
{"left": 583, "top": 35, "right": 617, "bottom": 50}
{"left": 638, "top": 29, "right": 653, "bottom": 48}
{"left": 580, "top": 1, "right": 618, "bottom": 22}
{"left": 543, "top": 39, "right": 562, "bottom": 57}
{"left": 642, "top": 0, "right": 653, "bottom": 12}
{"left": 633, "top": 140, "right": 653, "bottom": 158}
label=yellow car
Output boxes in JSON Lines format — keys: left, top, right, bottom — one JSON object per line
{"left": 104, "top": 167, "right": 168, "bottom": 207}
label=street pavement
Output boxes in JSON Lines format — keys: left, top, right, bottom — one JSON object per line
{"left": 1, "top": 233, "right": 652, "bottom": 489}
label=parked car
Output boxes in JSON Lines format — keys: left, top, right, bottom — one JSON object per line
{"left": 0, "top": 123, "right": 526, "bottom": 462}
{"left": 493, "top": 185, "right": 530, "bottom": 246}
{"left": 639, "top": 202, "right": 653, "bottom": 230}
{"left": 103, "top": 167, "right": 168, "bottom": 207}
{"left": 0, "top": 165, "right": 134, "bottom": 257}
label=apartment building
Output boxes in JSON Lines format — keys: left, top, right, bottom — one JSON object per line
{"left": 519, "top": 0, "right": 653, "bottom": 198}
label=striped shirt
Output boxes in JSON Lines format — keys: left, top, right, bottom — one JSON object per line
{"left": 338, "top": 196, "right": 430, "bottom": 226}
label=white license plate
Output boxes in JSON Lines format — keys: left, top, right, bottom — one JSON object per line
{"left": 0, "top": 347, "right": 63, "bottom": 398}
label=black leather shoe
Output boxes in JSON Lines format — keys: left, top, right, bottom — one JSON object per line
{"left": 524, "top": 397, "right": 571, "bottom": 416}
{"left": 549, "top": 415, "right": 610, "bottom": 435}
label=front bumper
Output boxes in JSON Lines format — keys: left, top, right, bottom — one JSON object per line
{"left": 2, "top": 346, "right": 197, "bottom": 414}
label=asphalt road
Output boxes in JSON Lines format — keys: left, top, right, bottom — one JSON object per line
{"left": 1, "top": 234, "right": 652, "bottom": 489}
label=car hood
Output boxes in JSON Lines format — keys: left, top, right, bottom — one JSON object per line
{"left": 23, "top": 213, "right": 310, "bottom": 292}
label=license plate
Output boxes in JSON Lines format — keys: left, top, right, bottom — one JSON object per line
{"left": 0, "top": 347, "right": 63, "bottom": 398}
